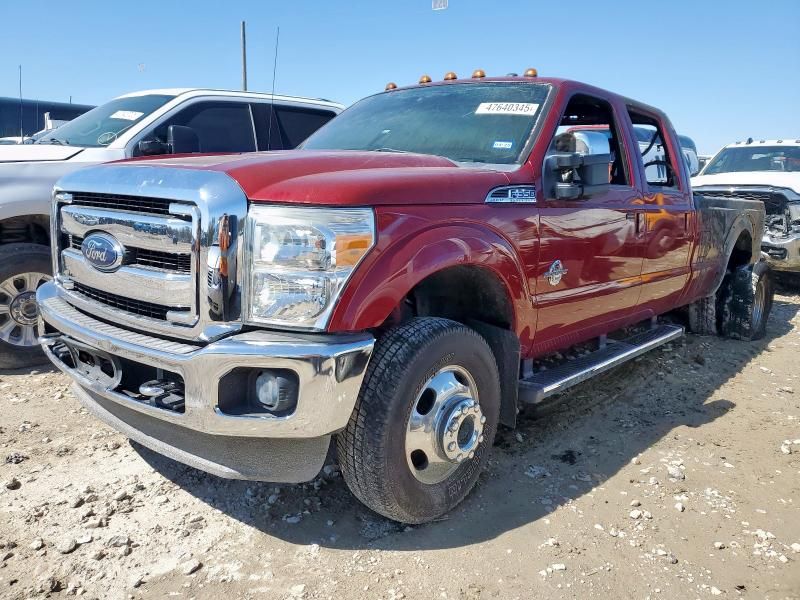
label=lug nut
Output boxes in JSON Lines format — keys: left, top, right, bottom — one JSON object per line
{"left": 478, "top": 435, "right": 484, "bottom": 443}
{"left": 447, "top": 442, "right": 456, "bottom": 452}
{"left": 456, "top": 454, "right": 464, "bottom": 462}
{"left": 480, "top": 416, "right": 486, "bottom": 424}
{"left": 468, "top": 451, "right": 475, "bottom": 459}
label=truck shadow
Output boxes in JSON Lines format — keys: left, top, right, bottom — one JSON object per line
{"left": 134, "top": 296, "right": 799, "bottom": 551}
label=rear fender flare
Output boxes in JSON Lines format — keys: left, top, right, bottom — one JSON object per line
{"left": 710, "top": 214, "right": 759, "bottom": 293}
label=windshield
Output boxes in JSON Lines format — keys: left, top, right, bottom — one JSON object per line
{"left": 36, "top": 94, "right": 173, "bottom": 147}
{"left": 704, "top": 146, "right": 800, "bottom": 174}
{"left": 302, "top": 82, "right": 550, "bottom": 165}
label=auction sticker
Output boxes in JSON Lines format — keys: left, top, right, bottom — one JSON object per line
{"left": 476, "top": 102, "right": 539, "bottom": 116}
{"left": 110, "top": 110, "right": 144, "bottom": 121}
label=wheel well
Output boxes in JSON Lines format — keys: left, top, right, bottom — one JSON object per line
{"left": 728, "top": 230, "right": 753, "bottom": 270}
{"left": 391, "top": 265, "right": 515, "bottom": 331}
{"left": 382, "top": 265, "right": 519, "bottom": 429}
{"left": 0, "top": 216, "right": 50, "bottom": 246}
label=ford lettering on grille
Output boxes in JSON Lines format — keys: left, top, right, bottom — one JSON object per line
{"left": 81, "top": 233, "right": 124, "bottom": 272}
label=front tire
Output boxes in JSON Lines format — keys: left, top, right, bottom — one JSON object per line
{"left": 0, "top": 244, "right": 52, "bottom": 369}
{"left": 337, "top": 317, "right": 501, "bottom": 524}
{"left": 718, "top": 260, "right": 773, "bottom": 341}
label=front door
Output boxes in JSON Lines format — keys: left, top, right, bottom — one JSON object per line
{"left": 531, "top": 94, "right": 645, "bottom": 356}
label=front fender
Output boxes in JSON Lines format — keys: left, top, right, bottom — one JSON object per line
{"left": 0, "top": 160, "right": 86, "bottom": 221}
{"left": 328, "top": 209, "right": 533, "bottom": 340}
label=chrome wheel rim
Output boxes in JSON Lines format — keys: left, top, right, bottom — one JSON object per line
{"left": 0, "top": 272, "right": 51, "bottom": 347}
{"left": 752, "top": 275, "right": 766, "bottom": 330}
{"left": 405, "top": 365, "right": 485, "bottom": 485}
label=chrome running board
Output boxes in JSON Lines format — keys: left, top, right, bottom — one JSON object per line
{"left": 518, "top": 324, "right": 684, "bottom": 405}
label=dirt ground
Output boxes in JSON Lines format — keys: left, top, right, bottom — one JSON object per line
{"left": 1, "top": 292, "right": 799, "bottom": 600}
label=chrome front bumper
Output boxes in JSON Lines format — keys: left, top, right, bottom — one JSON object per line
{"left": 762, "top": 233, "right": 800, "bottom": 271}
{"left": 36, "top": 282, "right": 374, "bottom": 481}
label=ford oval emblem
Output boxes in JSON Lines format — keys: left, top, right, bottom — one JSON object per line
{"left": 81, "top": 233, "right": 124, "bottom": 272}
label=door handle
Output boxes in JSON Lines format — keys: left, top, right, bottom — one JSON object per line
{"left": 626, "top": 212, "right": 645, "bottom": 236}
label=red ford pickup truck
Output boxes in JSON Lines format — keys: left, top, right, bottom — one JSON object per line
{"left": 38, "top": 72, "right": 771, "bottom": 523}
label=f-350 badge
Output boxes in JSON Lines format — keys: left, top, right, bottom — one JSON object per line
{"left": 545, "top": 260, "right": 568, "bottom": 286}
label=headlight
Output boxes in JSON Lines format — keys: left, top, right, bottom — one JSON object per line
{"left": 244, "top": 205, "right": 375, "bottom": 329}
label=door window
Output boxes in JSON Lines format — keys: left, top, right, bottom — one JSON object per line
{"left": 628, "top": 112, "right": 678, "bottom": 189}
{"left": 261, "top": 106, "right": 337, "bottom": 150}
{"left": 149, "top": 101, "right": 256, "bottom": 153}
{"left": 547, "top": 94, "right": 631, "bottom": 187}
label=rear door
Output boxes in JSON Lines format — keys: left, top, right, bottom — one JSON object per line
{"left": 627, "top": 109, "right": 694, "bottom": 315}
{"left": 531, "top": 93, "right": 645, "bottom": 355}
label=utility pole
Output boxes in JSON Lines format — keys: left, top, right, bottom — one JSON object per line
{"left": 241, "top": 21, "right": 248, "bottom": 91}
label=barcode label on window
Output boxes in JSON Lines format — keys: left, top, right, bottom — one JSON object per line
{"left": 476, "top": 103, "right": 539, "bottom": 116}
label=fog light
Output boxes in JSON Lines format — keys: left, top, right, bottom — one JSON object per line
{"left": 255, "top": 371, "right": 298, "bottom": 412}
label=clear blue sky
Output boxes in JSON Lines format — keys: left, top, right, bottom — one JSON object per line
{"left": 1, "top": 0, "right": 798, "bottom": 154}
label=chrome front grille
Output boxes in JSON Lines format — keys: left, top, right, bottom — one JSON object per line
{"left": 702, "top": 190, "right": 774, "bottom": 203}
{"left": 52, "top": 164, "right": 248, "bottom": 342}
{"left": 55, "top": 192, "right": 198, "bottom": 331}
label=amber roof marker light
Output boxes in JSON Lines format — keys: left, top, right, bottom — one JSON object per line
{"left": 472, "top": 69, "right": 486, "bottom": 78}
{"left": 384, "top": 82, "right": 398, "bottom": 91}
{"left": 444, "top": 71, "right": 458, "bottom": 80}
{"left": 419, "top": 74, "right": 432, "bottom": 84}
{"left": 524, "top": 68, "right": 538, "bottom": 78}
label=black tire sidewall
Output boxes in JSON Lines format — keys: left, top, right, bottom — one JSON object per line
{"left": 0, "top": 244, "right": 52, "bottom": 368}
{"left": 751, "top": 260, "right": 773, "bottom": 339}
{"left": 383, "top": 328, "right": 500, "bottom": 520}
{"left": 719, "top": 261, "right": 773, "bottom": 341}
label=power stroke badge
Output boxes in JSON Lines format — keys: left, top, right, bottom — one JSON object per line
{"left": 544, "top": 260, "right": 568, "bottom": 286}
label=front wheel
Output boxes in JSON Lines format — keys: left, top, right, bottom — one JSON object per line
{"left": 337, "top": 317, "right": 500, "bottom": 524}
{"left": 0, "top": 244, "right": 52, "bottom": 369}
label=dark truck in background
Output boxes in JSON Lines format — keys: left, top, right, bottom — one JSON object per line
{"left": 0, "top": 97, "right": 94, "bottom": 140}
{"left": 38, "top": 72, "right": 771, "bottom": 523}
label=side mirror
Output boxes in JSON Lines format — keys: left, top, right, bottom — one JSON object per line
{"left": 167, "top": 125, "right": 200, "bottom": 154}
{"left": 545, "top": 152, "right": 611, "bottom": 200}
{"left": 138, "top": 139, "right": 169, "bottom": 156}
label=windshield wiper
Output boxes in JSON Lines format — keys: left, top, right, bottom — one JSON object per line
{"left": 37, "top": 137, "right": 67, "bottom": 146}
{"left": 452, "top": 157, "right": 489, "bottom": 163}
{"left": 370, "top": 147, "right": 411, "bottom": 153}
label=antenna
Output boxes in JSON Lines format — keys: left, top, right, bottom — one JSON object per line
{"left": 18, "top": 65, "right": 23, "bottom": 138}
{"left": 241, "top": 21, "right": 248, "bottom": 91}
{"left": 266, "top": 26, "right": 280, "bottom": 150}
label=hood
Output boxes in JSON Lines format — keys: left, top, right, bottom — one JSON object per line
{"left": 124, "top": 150, "right": 515, "bottom": 206}
{"left": 692, "top": 171, "right": 800, "bottom": 194}
{"left": 0, "top": 144, "right": 84, "bottom": 163}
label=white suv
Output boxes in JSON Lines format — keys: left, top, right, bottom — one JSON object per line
{"left": 0, "top": 89, "right": 343, "bottom": 367}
